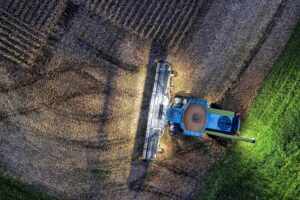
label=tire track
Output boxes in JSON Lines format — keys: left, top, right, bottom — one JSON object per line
{"left": 221, "top": 0, "right": 288, "bottom": 103}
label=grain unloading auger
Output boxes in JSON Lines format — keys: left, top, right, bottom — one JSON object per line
{"left": 143, "top": 60, "right": 256, "bottom": 162}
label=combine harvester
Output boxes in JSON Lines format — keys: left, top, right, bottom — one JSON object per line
{"left": 143, "top": 60, "right": 256, "bottom": 161}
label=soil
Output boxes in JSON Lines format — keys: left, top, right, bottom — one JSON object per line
{"left": 0, "top": 0, "right": 299, "bottom": 199}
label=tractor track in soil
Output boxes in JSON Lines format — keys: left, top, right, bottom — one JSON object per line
{"left": 220, "top": 0, "right": 288, "bottom": 111}
{"left": 0, "top": 0, "right": 299, "bottom": 199}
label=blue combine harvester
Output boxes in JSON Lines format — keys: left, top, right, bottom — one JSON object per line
{"left": 142, "top": 60, "right": 256, "bottom": 162}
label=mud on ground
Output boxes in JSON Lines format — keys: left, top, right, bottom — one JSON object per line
{"left": 0, "top": 0, "right": 299, "bottom": 199}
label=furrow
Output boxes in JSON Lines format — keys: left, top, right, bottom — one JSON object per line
{"left": 0, "top": 20, "right": 42, "bottom": 49}
{"left": 150, "top": 0, "right": 178, "bottom": 40}
{"left": 0, "top": 47, "right": 29, "bottom": 68}
{"left": 167, "top": 0, "right": 196, "bottom": 48}
{"left": 0, "top": 9, "right": 48, "bottom": 67}
{"left": 18, "top": 0, "right": 33, "bottom": 21}
{"left": 94, "top": 0, "right": 105, "bottom": 15}
{"left": 0, "top": 14, "right": 46, "bottom": 43}
{"left": 115, "top": 0, "right": 135, "bottom": 24}
{"left": 162, "top": 0, "right": 194, "bottom": 45}
{"left": 89, "top": 0, "right": 98, "bottom": 12}
{"left": 30, "top": 0, "right": 49, "bottom": 26}
{"left": 158, "top": 0, "right": 184, "bottom": 41}
{"left": 122, "top": 1, "right": 141, "bottom": 27}
{"left": 6, "top": 0, "right": 19, "bottom": 13}
{"left": 43, "top": 0, "right": 67, "bottom": 29}
{"left": 111, "top": 0, "right": 128, "bottom": 22}
{"left": 145, "top": 0, "right": 175, "bottom": 38}
{"left": 36, "top": 0, "right": 56, "bottom": 28}
{"left": 135, "top": 0, "right": 157, "bottom": 32}
{"left": 24, "top": 0, "right": 41, "bottom": 24}
{"left": 0, "top": 28, "right": 37, "bottom": 53}
{"left": 144, "top": 0, "right": 170, "bottom": 38}
{"left": 33, "top": 0, "right": 53, "bottom": 27}
{"left": 107, "top": 0, "right": 121, "bottom": 18}
{"left": 140, "top": 0, "right": 164, "bottom": 36}
{"left": 129, "top": 0, "right": 150, "bottom": 30}
{"left": 170, "top": 0, "right": 201, "bottom": 49}
{"left": 0, "top": 33, "right": 31, "bottom": 59}
{"left": 0, "top": 42, "right": 29, "bottom": 65}
{"left": 102, "top": 0, "right": 115, "bottom": 16}
{"left": 3, "top": 0, "right": 15, "bottom": 10}
{"left": 14, "top": 0, "right": 27, "bottom": 16}
{"left": 1, "top": 9, "right": 47, "bottom": 37}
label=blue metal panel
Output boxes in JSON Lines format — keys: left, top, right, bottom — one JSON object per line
{"left": 206, "top": 113, "right": 236, "bottom": 134}
{"left": 166, "top": 108, "right": 183, "bottom": 123}
{"left": 183, "top": 129, "right": 202, "bottom": 137}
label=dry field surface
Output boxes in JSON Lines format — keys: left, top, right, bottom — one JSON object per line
{"left": 0, "top": 0, "right": 299, "bottom": 199}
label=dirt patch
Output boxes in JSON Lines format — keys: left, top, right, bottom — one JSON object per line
{"left": 0, "top": 0, "right": 299, "bottom": 199}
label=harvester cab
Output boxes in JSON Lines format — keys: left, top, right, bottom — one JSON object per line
{"left": 142, "top": 60, "right": 256, "bottom": 162}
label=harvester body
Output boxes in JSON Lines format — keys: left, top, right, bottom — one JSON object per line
{"left": 167, "top": 98, "right": 242, "bottom": 137}
{"left": 167, "top": 97, "right": 255, "bottom": 143}
{"left": 142, "top": 60, "right": 255, "bottom": 162}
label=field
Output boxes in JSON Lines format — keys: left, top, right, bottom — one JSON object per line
{"left": 0, "top": 0, "right": 299, "bottom": 199}
{"left": 0, "top": 170, "right": 54, "bottom": 200}
{"left": 196, "top": 22, "right": 300, "bottom": 200}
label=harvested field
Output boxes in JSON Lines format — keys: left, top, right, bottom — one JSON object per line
{"left": 82, "top": 0, "right": 205, "bottom": 49}
{"left": 1, "top": 0, "right": 67, "bottom": 29}
{"left": 0, "top": 9, "right": 48, "bottom": 68}
{"left": 196, "top": 22, "right": 300, "bottom": 199}
{"left": 0, "top": 0, "right": 299, "bottom": 199}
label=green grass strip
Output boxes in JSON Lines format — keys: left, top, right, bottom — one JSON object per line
{"left": 196, "top": 22, "right": 300, "bottom": 200}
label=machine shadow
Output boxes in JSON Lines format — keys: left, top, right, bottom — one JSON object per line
{"left": 127, "top": 40, "right": 168, "bottom": 192}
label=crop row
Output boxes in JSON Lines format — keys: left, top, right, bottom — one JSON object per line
{"left": 3, "top": 0, "right": 66, "bottom": 29}
{"left": 0, "top": 9, "right": 48, "bottom": 68}
{"left": 84, "top": 0, "right": 202, "bottom": 49}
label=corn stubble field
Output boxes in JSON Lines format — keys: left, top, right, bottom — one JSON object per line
{"left": 0, "top": 0, "right": 299, "bottom": 199}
